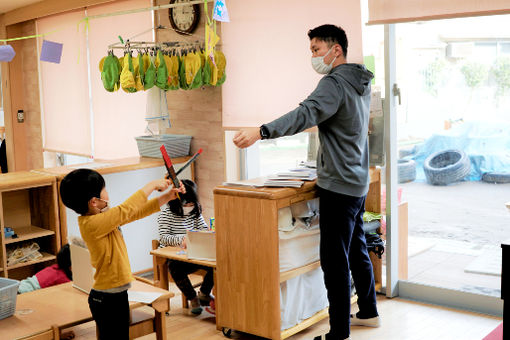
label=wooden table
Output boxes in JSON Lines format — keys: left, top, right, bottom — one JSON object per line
{"left": 150, "top": 246, "right": 216, "bottom": 292}
{"left": 1, "top": 280, "right": 173, "bottom": 340}
{"left": 150, "top": 246, "right": 218, "bottom": 328}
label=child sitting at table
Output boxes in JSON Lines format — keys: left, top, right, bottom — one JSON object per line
{"left": 18, "top": 243, "right": 72, "bottom": 294}
{"left": 157, "top": 179, "right": 214, "bottom": 315}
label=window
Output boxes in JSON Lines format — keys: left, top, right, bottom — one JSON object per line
{"left": 37, "top": 0, "right": 152, "bottom": 164}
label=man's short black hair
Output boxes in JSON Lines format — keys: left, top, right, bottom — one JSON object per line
{"left": 60, "top": 169, "right": 105, "bottom": 215}
{"left": 308, "top": 24, "right": 348, "bottom": 58}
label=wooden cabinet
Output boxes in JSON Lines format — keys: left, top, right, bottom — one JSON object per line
{"left": 0, "top": 171, "right": 60, "bottom": 280}
{"left": 213, "top": 167, "right": 381, "bottom": 340}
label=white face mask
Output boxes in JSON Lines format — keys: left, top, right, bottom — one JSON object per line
{"left": 183, "top": 206, "right": 194, "bottom": 215}
{"left": 98, "top": 198, "right": 109, "bottom": 213}
{"left": 311, "top": 47, "right": 336, "bottom": 74}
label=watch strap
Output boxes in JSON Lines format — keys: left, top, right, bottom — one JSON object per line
{"left": 260, "top": 125, "right": 269, "bottom": 140}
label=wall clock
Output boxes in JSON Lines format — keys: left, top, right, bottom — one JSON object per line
{"left": 168, "top": 0, "right": 201, "bottom": 35}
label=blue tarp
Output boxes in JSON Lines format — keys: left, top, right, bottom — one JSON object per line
{"left": 407, "top": 121, "right": 510, "bottom": 182}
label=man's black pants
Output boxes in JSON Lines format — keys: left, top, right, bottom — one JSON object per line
{"left": 318, "top": 187, "right": 378, "bottom": 339}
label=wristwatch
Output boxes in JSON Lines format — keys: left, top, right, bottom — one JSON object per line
{"left": 260, "top": 125, "right": 269, "bottom": 140}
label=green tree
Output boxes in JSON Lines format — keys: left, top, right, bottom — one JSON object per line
{"left": 491, "top": 57, "right": 510, "bottom": 98}
{"left": 460, "top": 62, "right": 488, "bottom": 89}
{"left": 422, "top": 59, "right": 447, "bottom": 97}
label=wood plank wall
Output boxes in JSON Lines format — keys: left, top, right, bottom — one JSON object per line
{"left": 6, "top": 20, "right": 44, "bottom": 171}
{"left": 154, "top": 0, "right": 224, "bottom": 222}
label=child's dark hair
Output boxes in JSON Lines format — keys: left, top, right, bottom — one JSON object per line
{"left": 308, "top": 24, "right": 348, "bottom": 58}
{"left": 168, "top": 179, "right": 201, "bottom": 218}
{"left": 60, "top": 169, "right": 105, "bottom": 215}
{"left": 57, "top": 243, "right": 72, "bottom": 280}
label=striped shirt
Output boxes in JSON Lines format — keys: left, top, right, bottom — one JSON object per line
{"left": 157, "top": 206, "right": 208, "bottom": 247}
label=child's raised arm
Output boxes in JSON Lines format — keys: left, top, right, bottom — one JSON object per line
{"left": 141, "top": 179, "right": 186, "bottom": 207}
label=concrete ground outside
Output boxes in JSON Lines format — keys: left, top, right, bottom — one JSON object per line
{"left": 395, "top": 180, "right": 510, "bottom": 297}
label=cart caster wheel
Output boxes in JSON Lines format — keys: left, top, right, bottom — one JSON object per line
{"left": 222, "top": 328, "right": 232, "bottom": 338}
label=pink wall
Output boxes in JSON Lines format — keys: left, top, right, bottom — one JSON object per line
{"left": 88, "top": 0, "right": 152, "bottom": 160}
{"left": 221, "top": 0, "right": 364, "bottom": 128}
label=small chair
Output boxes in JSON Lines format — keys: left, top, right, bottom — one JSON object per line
{"left": 151, "top": 239, "right": 205, "bottom": 309}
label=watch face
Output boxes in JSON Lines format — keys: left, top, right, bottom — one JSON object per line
{"left": 169, "top": 0, "right": 199, "bottom": 34}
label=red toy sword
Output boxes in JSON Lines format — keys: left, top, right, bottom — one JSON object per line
{"left": 160, "top": 145, "right": 181, "bottom": 199}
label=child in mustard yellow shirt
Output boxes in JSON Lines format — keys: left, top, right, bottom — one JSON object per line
{"left": 59, "top": 169, "right": 184, "bottom": 340}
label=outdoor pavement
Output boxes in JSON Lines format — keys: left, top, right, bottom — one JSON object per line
{"left": 389, "top": 180, "right": 510, "bottom": 296}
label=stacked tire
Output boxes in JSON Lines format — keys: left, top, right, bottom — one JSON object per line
{"left": 423, "top": 149, "right": 471, "bottom": 186}
{"left": 481, "top": 172, "right": 510, "bottom": 184}
{"left": 398, "top": 159, "right": 416, "bottom": 183}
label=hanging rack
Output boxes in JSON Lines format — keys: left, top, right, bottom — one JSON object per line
{"left": 108, "top": 25, "right": 207, "bottom": 54}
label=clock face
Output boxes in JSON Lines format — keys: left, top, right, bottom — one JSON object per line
{"left": 169, "top": 0, "right": 200, "bottom": 35}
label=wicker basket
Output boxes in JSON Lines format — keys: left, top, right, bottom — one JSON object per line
{"left": 0, "top": 278, "right": 20, "bottom": 320}
{"left": 135, "top": 134, "right": 192, "bottom": 158}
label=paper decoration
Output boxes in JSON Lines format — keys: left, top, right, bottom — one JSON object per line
{"left": 213, "top": 0, "right": 230, "bottom": 22}
{"left": 0, "top": 45, "right": 16, "bottom": 62}
{"left": 40, "top": 40, "right": 63, "bottom": 64}
{"left": 205, "top": 25, "right": 220, "bottom": 57}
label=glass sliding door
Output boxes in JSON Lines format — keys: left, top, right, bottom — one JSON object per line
{"left": 362, "top": 0, "right": 507, "bottom": 313}
{"left": 392, "top": 15, "right": 508, "bottom": 314}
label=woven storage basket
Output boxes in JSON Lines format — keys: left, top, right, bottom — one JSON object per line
{"left": 0, "top": 278, "right": 20, "bottom": 320}
{"left": 135, "top": 134, "right": 192, "bottom": 158}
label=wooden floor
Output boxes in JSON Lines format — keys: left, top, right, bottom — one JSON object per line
{"left": 65, "top": 276, "right": 502, "bottom": 340}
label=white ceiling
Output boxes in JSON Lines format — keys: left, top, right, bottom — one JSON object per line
{"left": 0, "top": 0, "right": 43, "bottom": 15}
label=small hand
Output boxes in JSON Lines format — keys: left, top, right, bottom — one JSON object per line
{"left": 168, "top": 185, "right": 185, "bottom": 201}
{"left": 155, "top": 179, "right": 172, "bottom": 192}
{"left": 177, "top": 181, "right": 186, "bottom": 194}
{"left": 233, "top": 127, "right": 261, "bottom": 149}
{"left": 180, "top": 236, "right": 187, "bottom": 249}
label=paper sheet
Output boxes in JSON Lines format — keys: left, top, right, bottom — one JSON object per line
{"left": 69, "top": 162, "right": 113, "bottom": 170}
{"left": 128, "top": 291, "right": 164, "bottom": 304}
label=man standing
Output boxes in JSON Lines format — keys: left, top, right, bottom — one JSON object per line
{"left": 233, "top": 24, "right": 380, "bottom": 340}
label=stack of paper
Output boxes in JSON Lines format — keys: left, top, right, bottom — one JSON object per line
{"left": 263, "top": 179, "right": 304, "bottom": 187}
{"left": 268, "top": 169, "right": 317, "bottom": 181}
{"left": 298, "top": 160, "right": 317, "bottom": 169}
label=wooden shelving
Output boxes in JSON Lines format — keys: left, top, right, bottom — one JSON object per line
{"left": 280, "top": 261, "right": 321, "bottom": 283}
{"left": 4, "top": 226, "right": 55, "bottom": 244}
{"left": 7, "top": 252, "right": 56, "bottom": 270}
{"left": 0, "top": 171, "right": 60, "bottom": 279}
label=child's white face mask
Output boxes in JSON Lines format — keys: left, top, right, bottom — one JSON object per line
{"left": 98, "top": 198, "right": 109, "bottom": 213}
{"left": 182, "top": 206, "right": 194, "bottom": 215}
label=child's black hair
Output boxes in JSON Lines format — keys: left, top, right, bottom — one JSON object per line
{"left": 168, "top": 179, "right": 202, "bottom": 218}
{"left": 60, "top": 169, "right": 105, "bottom": 215}
{"left": 57, "top": 243, "right": 72, "bottom": 280}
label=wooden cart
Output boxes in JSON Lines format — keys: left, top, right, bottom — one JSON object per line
{"left": 213, "top": 168, "right": 381, "bottom": 339}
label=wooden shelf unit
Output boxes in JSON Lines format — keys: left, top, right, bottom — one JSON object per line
{"left": 7, "top": 252, "right": 56, "bottom": 270}
{"left": 214, "top": 167, "right": 381, "bottom": 340}
{"left": 0, "top": 171, "right": 61, "bottom": 280}
{"left": 4, "top": 226, "right": 55, "bottom": 244}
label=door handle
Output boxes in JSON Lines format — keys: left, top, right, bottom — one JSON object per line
{"left": 393, "top": 83, "right": 401, "bottom": 105}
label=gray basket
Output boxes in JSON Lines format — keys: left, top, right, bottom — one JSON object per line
{"left": 135, "top": 134, "right": 192, "bottom": 158}
{"left": 0, "top": 278, "right": 20, "bottom": 320}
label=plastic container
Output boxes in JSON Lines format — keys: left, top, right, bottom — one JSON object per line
{"left": 0, "top": 278, "right": 20, "bottom": 320}
{"left": 135, "top": 134, "right": 192, "bottom": 158}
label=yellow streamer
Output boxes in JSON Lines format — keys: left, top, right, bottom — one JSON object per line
{"left": 0, "top": 28, "right": 61, "bottom": 43}
{"left": 76, "top": 17, "right": 90, "bottom": 64}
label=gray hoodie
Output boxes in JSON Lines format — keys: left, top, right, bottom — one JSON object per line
{"left": 264, "top": 63, "right": 374, "bottom": 197}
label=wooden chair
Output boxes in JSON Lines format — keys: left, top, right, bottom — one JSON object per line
{"left": 151, "top": 239, "right": 205, "bottom": 309}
